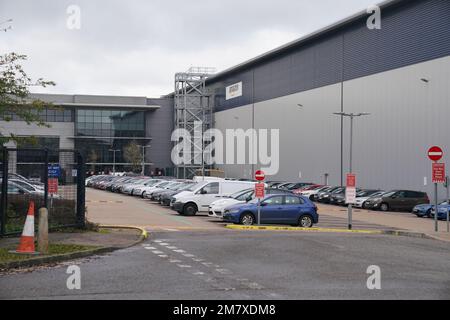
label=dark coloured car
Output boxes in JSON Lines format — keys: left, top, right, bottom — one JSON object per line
{"left": 317, "top": 187, "right": 345, "bottom": 203}
{"left": 364, "top": 190, "right": 429, "bottom": 212}
{"left": 223, "top": 194, "right": 319, "bottom": 227}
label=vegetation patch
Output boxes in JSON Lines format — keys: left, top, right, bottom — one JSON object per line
{"left": 0, "top": 243, "right": 99, "bottom": 264}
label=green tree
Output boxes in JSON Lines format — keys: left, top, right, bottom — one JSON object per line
{"left": 87, "top": 149, "right": 99, "bottom": 172}
{"left": 123, "top": 141, "right": 142, "bottom": 172}
{"left": 0, "top": 52, "right": 55, "bottom": 144}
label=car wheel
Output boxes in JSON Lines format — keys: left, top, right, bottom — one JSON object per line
{"left": 309, "top": 195, "right": 315, "bottom": 201}
{"left": 142, "top": 191, "right": 146, "bottom": 198}
{"left": 299, "top": 215, "right": 313, "bottom": 228}
{"left": 362, "top": 201, "right": 368, "bottom": 209}
{"left": 425, "top": 209, "right": 432, "bottom": 218}
{"left": 240, "top": 213, "right": 255, "bottom": 226}
{"left": 183, "top": 203, "right": 198, "bottom": 216}
{"left": 380, "top": 203, "right": 389, "bottom": 212}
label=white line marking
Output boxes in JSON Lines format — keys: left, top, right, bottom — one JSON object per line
{"left": 153, "top": 240, "right": 162, "bottom": 243}
{"left": 173, "top": 249, "right": 186, "bottom": 253}
{"left": 177, "top": 264, "right": 192, "bottom": 268}
{"left": 144, "top": 247, "right": 157, "bottom": 250}
{"left": 167, "top": 246, "right": 177, "bottom": 249}
{"left": 192, "top": 271, "right": 205, "bottom": 275}
{"left": 216, "top": 268, "right": 232, "bottom": 274}
{"left": 152, "top": 250, "right": 164, "bottom": 254}
{"left": 169, "top": 259, "right": 182, "bottom": 263}
{"left": 192, "top": 258, "right": 204, "bottom": 262}
{"left": 182, "top": 254, "right": 195, "bottom": 258}
{"left": 202, "top": 262, "right": 213, "bottom": 267}
{"left": 159, "top": 243, "right": 169, "bottom": 246}
{"left": 158, "top": 255, "right": 169, "bottom": 258}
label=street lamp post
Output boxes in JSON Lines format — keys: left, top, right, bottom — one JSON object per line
{"left": 333, "top": 112, "right": 370, "bottom": 230}
{"left": 108, "top": 149, "right": 121, "bottom": 175}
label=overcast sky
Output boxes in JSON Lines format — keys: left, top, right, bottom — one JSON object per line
{"left": 1, "top": 0, "right": 377, "bottom": 97}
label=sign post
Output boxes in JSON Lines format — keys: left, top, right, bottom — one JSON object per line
{"left": 254, "top": 170, "right": 265, "bottom": 225}
{"left": 48, "top": 165, "right": 60, "bottom": 210}
{"left": 445, "top": 176, "right": 449, "bottom": 233}
{"left": 345, "top": 173, "right": 356, "bottom": 230}
{"left": 428, "top": 146, "right": 444, "bottom": 233}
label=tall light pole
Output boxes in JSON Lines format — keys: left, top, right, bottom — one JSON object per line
{"left": 108, "top": 149, "right": 120, "bottom": 175}
{"left": 333, "top": 112, "right": 370, "bottom": 230}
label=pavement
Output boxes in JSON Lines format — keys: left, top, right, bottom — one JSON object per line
{"left": 0, "top": 228, "right": 142, "bottom": 250}
{"left": 316, "top": 203, "right": 450, "bottom": 242}
{"left": 87, "top": 188, "right": 450, "bottom": 241}
{"left": 0, "top": 230, "right": 448, "bottom": 299}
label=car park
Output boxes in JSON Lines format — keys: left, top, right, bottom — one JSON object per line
{"left": 222, "top": 194, "right": 319, "bottom": 227}
{"left": 171, "top": 180, "right": 257, "bottom": 216}
{"left": 354, "top": 190, "right": 385, "bottom": 208}
{"left": 159, "top": 182, "right": 196, "bottom": 206}
{"left": 300, "top": 185, "right": 330, "bottom": 200}
{"left": 140, "top": 180, "right": 171, "bottom": 198}
{"left": 208, "top": 188, "right": 293, "bottom": 218}
{"left": 317, "top": 186, "right": 345, "bottom": 203}
{"left": 364, "top": 190, "right": 429, "bottom": 212}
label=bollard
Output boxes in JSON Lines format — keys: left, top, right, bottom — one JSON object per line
{"left": 38, "top": 207, "right": 49, "bottom": 254}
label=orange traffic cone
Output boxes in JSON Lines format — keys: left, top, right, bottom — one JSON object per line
{"left": 13, "top": 201, "right": 38, "bottom": 254}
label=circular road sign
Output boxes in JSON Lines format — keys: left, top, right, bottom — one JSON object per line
{"left": 428, "top": 146, "right": 443, "bottom": 162}
{"left": 255, "top": 170, "right": 265, "bottom": 181}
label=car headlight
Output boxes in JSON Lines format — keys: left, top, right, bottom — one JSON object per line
{"left": 227, "top": 209, "right": 240, "bottom": 214}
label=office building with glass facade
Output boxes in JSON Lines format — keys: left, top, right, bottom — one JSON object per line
{"left": 0, "top": 93, "right": 174, "bottom": 175}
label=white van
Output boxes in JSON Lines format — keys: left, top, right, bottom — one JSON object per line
{"left": 171, "top": 180, "right": 257, "bottom": 216}
{"left": 192, "top": 176, "right": 224, "bottom": 183}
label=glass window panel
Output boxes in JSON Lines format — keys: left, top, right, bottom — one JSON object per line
{"left": 93, "top": 110, "right": 102, "bottom": 117}
{"left": 93, "top": 116, "right": 101, "bottom": 123}
{"left": 85, "top": 110, "right": 94, "bottom": 116}
{"left": 77, "top": 109, "right": 86, "bottom": 116}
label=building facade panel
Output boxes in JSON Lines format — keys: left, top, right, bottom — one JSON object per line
{"left": 207, "top": 0, "right": 450, "bottom": 112}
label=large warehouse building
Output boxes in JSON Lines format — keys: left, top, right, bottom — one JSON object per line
{"left": 1, "top": 0, "right": 448, "bottom": 197}
{"left": 206, "top": 0, "right": 450, "bottom": 198}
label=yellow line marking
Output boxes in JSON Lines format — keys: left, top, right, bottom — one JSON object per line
{"left": 225, "top": 224, "right": 383, "bottom": 234}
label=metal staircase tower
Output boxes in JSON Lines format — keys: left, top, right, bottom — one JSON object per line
{"left": 174, "top": 67, "right": 216, "bottom": 179}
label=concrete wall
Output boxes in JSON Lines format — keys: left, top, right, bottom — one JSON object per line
{"left": 213, "top": 55, "right": 450, "bottom": 198}
{"left": 145, "top": 98, "right": 174, "bottom": 170}
{"left": 0, "top": 121, "right": 75, "bottom": 149}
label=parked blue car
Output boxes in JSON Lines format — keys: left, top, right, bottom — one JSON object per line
{"left": 222, "top": 194, "right": 319, "bottom": 227}
{"left": 431, "top": 201, "right": 450, "bottom": 220}
{"left": 412, "top": 204, "right": 435, "bottom": 217}
{"left": 413, "top": 200, "right": 450, "bottom": 218}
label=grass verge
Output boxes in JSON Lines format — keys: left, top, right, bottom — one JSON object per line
{"left": 0, "top": 243, "right": 99, "bottom": 264}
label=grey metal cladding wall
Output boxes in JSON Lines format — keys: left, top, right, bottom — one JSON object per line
{"left": 209, "top": 0, "right": 450, "bottom": 112}
{"left": 343, "top": 0, "right": 450, "bottom": 81}
{"left": 146, "top": 98, "right": 174, "bottom": 168}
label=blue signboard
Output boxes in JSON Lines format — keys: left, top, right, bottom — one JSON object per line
{"left": 48, "top": 165, "right": 61, "bottom": 178}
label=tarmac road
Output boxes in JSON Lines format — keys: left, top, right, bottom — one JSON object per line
{"left": 1, "top": 230, "right": 449, "bottom": 299}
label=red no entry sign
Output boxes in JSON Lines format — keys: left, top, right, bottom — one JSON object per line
{"left": 255, "top": 170, "right": 265, "bottom": 181}
{"left": 428, "top": 146, "right": 443, "bottom": 162}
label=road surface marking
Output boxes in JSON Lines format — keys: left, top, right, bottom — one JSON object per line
{"left": 152, "top": 250, "right": 164, "bottom": 254}
{"left": 144, "top": 247, "right": 157, "bottom": 250}
{"left": 167, "top": 246, "right": 177, "bottom": 249}
{"left": 169, "top": 259, "right": 182, "bottom": 263}
{"left": 182, "top": 253, "right": 195, "bottom": 258}
{"left": 173, "top": 249, "right": 186, "bottom": 253}
{"left": 177, "top": 264, "right": 192, "bottom": 268}
{"left": 158, "top": 255, "right": 169, "bottom": 258}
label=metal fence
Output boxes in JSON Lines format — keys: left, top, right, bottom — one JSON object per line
{"left": 0, "top": 147, "right": 86, "bottom": 237}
